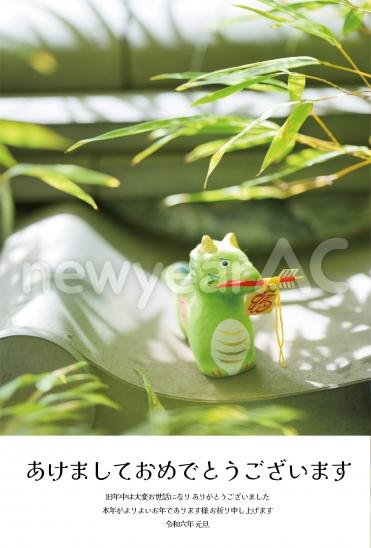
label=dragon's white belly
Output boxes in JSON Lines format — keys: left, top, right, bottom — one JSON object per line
{"left": 211, "top": 318, "right": 250, "bottom": 374}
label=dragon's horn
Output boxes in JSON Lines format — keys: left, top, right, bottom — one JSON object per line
{"left": 223, "top": 232, "right": 240, "bottom": 249}
{"left": 201, "top": 235, "right": 217, "bottom": 253}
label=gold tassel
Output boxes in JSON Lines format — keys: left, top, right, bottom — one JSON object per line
{"left": 274, "top": 288, "right": 286, "bottom": 368}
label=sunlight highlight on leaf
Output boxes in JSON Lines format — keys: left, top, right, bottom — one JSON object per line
{"left": 0, "top": 120, "right": 70, "bottom": 150}
{"left": 288, "top": 73, "right": 306, "bottom": 101}
{"left": 44, "top": 164, "right": 120, "bottom": 187}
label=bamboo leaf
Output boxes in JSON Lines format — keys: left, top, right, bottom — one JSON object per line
{"left": 0, "top": 144, "right": 16, "bottom": 168}
{"left": 343, "top": 8, "right": 364, "bottom": 35}
{"left": 18, "top": 403, "right": 89, "bottom": 423}
{"left": 192, "top": 74, "right": 288, "bottom": 106}
{"left": 39, "top": 392, "right": 118, "bottom": 410}
{"left": 192, "top": 74, "right": 287, "bottom": 105}
{"left": 164, "top": 145, "right": 369, "bottom": 206}
{"left": 236, "top": 2, "right": 339, "bottom": 45}
{"left": 288, "top": 73, "right": 306, "bottom": 101}
{"left": 260, "top": 102, "right": 313, "bottom": 173}
{"left": 192, "top": 83, "right": 248, "bottom": 106}
{"left": 130, "top": 404, "right": 302, "bottom": 435}
{"left": 67, "top": 115, "right": 246, "bottom": 151}
{"left": 67, "top": 115, "right": 262, "bottom": 153}
{"left": 0, "top": 120, "right": 70, "bottom": 150}
{"left": 154, "top": 70, "right": 289, "bottom": 89}
{"left": 151, "top": 71, "right": 203, "bottom": 81}
{"left": 39, "top": 383, "right": 108, "bottom": 405}
{"left": 40, "top": 164, "right": 120, "bottom": 187}
{"left": 77, "top": 393, "right": 119, "bottom": 409}
{"left": 285, "top": 145, "right": 370, "bottom": 167}
{"left": 130, "top": 118, "right": 268, "bottom": 165}
{"left": 233, "top": 3, "right": 290, "bottom": 24}
{"left": 5, "top": 165, "right": 98, "bottom": 209}
{"left": 131, "top": 131, "right": 181, "bottom": 165}
{"left": 0, "top": 374, "right": 37, "bottom": 404}
{"left": 204, "top": 102, "right": 292, "bottom": 187}
{"left": 177, "top": 56, "right": 320, "bottom": 91}
{"left": 57, "top": 373, "right": 101, "bottom": 384}
{"left": 4, "top": 164, "right": 121, "bottom": 207}
{"left": 38, "top": 174, "right": 98, "bottom": 209}
{"left": 249, "top": 77, "right": 288, "bottom": 92}
{"left": 186, "top": 131, "right": 277, "bottom": 162}
{"left": 0, "top": 362, "right": 119, "bottom": 434}
{"left": 135, "top": 369, "right": 164, "bottom": 414}
{"left": 35, "top": 362, "right": 88, "bottom": 393}
{"left": 278, "top": 1, "right": 342, "bottom": 7}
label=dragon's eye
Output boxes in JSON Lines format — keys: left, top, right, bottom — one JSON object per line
{"left": 220, "top": 259, "right": 230, "bottom": 268}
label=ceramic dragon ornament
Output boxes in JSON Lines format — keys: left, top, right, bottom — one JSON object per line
{"left": 165, "top": 233, "right": 301, "bottom": 378}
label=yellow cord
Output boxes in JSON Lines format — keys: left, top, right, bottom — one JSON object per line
{"left": 262, "top": 276, "right": 287, "bottom": 368}
{"left": 274, "top": 288, "right": 287, "bottom": 368}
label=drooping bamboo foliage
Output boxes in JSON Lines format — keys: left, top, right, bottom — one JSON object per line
{"left": 68, "top": 1, "right": 371, "bottom": 207}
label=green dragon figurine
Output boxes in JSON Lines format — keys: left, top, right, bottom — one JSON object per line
{"left": 165, "top": 232, "right": 261, "bottom": 378}
{"left": 165, "top": 232, "right": 301, "bottom": 378}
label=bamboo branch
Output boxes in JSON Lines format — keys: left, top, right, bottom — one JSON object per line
{"left": 311, "top": 113, "right": 340, "bottom": 146}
